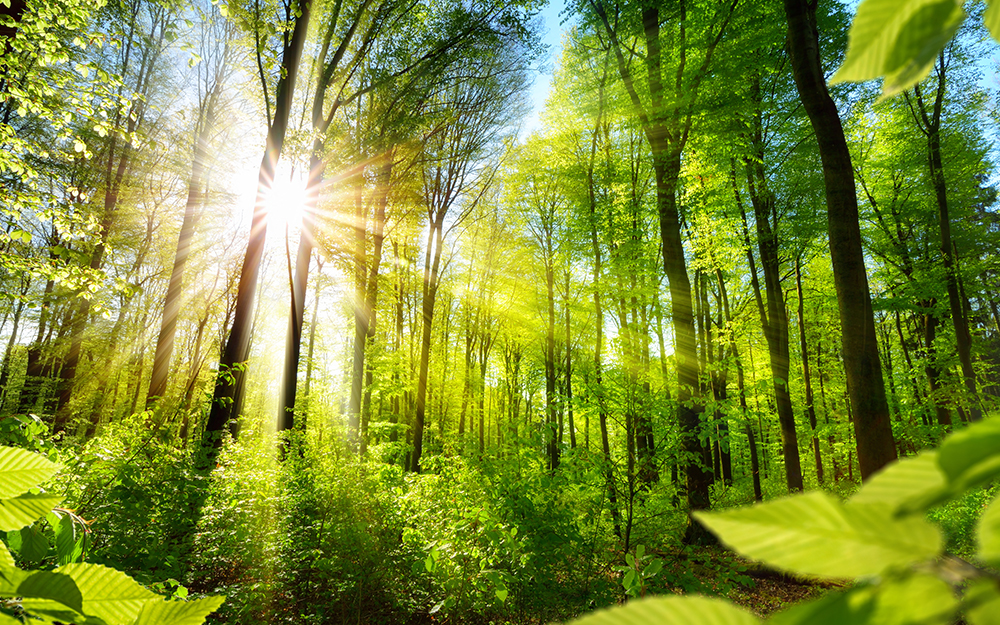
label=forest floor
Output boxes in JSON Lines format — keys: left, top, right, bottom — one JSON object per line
{"left": 653, "top": 546, "right": 837, "bottom": 617}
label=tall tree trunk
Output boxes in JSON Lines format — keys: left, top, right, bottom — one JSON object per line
{"left": 909, "top": 69, "right": 981, "bottom": 422}
{"left": 544, "top": 235, "right": 559, "bottom": 471}
{"left": 411, "top": 217, "right": 445, "bottom": 472}
{"left": 923, "top": 305, "right": 952, "bottom": 427}
{"left": 783, "top": 0, "right": 897, "bottom": 479}
{"left": 743, "top": 88, "right": 803, "bottom": 491}
{"left": 796, "top": 257, "right": 823, "bottom": 484}
{"left": 148, "top": 46, "right": 228, "bottom": 409}
{"left": 205, "top": 0, "right": 312, "bottom": 447}
{"left": 564, "top": 269, "right": 576, "bottom": 449}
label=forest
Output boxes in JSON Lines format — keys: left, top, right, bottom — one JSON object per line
{"left": 2, "top": 0, "right": 1000, "bottom": 623}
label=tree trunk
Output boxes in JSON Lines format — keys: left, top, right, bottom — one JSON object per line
{"left": 205, "top": 0, "right": 312, "bottom": 447}
{"left": 910, "top": 72, "right": 981, "bottom": 422}
{"left": 411, "top": 217, "right": 445, "bottom": 472}
{"left": 796, "top": 257, "right": 823, "bottom": 484}
{"left": 783, "top": 0, "right": 897, "bottom": 480}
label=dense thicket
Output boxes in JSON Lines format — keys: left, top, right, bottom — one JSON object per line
{"left": 2, "top": 0, "right": 1000, "bottom": 622}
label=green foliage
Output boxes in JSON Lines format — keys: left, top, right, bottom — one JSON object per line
{"left": 833, "top": 0, "right": 1000, "bottom": 97}
{"left": 614, "top": 545, "right": 662, "bottom": 599}
{"left": 62, "top": 413, "right": 208, "bottom": 585}
{"left": 0, "top": 445, "right": 222, "bottom": 624}
{"left": 565, "top": 418, "right": 1000, "bottom": 624}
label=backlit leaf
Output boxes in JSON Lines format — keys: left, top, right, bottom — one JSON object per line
{"left": 0, "top": 446, "right": 61, "bottom": 498}
{"left": 694, "top": 491, "right": 941, "bottom": 578}
{"left": 18, "top": 571, "right": 84, "bottom": 612}
{"left": 8, "top": 524, "right": 50, "bottom": 567}
{"left": 937, "top": 418, "right": 1000, "bottom": 493}
{"left": 831, "top": 0, "right": 965, "bottom": 97}
{"left": 56, "top": 563, "right": 159, "bottom": 625}
{"left": 985, "top": 0, "right": 1000, "bottom": 42}
{"left": 977, "top": 490, "right": 1000, "bottom": 565}
{"left": 133, "top": 596, "right": 225, "bottom": 625}
{"left": 0, "top": 493, "right": 62, "bottom": 531}
{"left": 965, "top": 578, "right": 1000, "bottom": 625}
{"left": 867, "top": 573, "right": 956, "bottom": 625}
{"left": 768, "top": 590, "right": 873, "bottom": 625}
{"left": 563, "top": 595, "right": 760, "bottom": 625}
{"left": 851, "top": 451, "right": 945, "bottom": 515}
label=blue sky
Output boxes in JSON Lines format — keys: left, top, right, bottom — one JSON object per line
{"left": 522, "top": 0, "right": 568, "bottom": 137}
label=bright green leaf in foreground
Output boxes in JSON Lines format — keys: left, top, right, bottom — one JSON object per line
{"left": 133, "top": 596, "right": 226, "bottom": 625}
{"left": 0, "top": 540, "right": 14, "bottom": 570}
{"left": 16, "top": 571, "right": 84, "bottom": 613}
{"left": 768, "top": 590, "right": 873, "bottom": 625}
{"left": 694, "top": 491, "right": 942, "bottom": 578}
{"left": 0, "top": 493, "right": 63, "bottom": 531}
{"left": 977, "top": 490, "right": 1000, "bottom": 565}
{"left": 831, "top": 0, "right": 966, "bottom": 97}
{"left": 937, "top": 418, "right": 1000, "bottom": 494}
{"left": 563, "top": 595, "right": 760, "bottom": 625}
{"left": 850, "top": 451, "right": 945, "bottom": 515}
{"left": 985, "top": 0, "right": 1000, "bottom": 42}
{"left": 866, "top": 572, "right": 957, "bottom": 625}
{"left": 7, "top": 524, "right": 50, "bottom": 567}
{"left": 965, "top": 578, "right": 1000, "bottom": 625}
{"left": 0, "top": 445, "right": 61, "bottom": 498}
{"left": 53, "top": 563, "right": 160, "bottom": 625}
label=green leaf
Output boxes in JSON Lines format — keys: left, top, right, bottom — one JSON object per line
{"left": 0, "top": 446, "right": 61, "bottom": 498}
{"left": 0, "top": 612, "right": 20, "bottom": 624}
{"left": 937, "top": 418, "right": 1000, "bottom": 493}
{"left": 0, "top": 493, "right": 62, "bottom": 531}
{"left": 831, "top": 0, "right": 965, "bottom": 97}
{"left": 694, "top": 491, "right": 942, "bottom": 578}
{"left": 7, "top": 525, "right": 49, "bottom": 567}
{"left": 56, "top": 563, "right": 159, "bottom": 625}
{"left": 52, "top": 512, "right": 83, "bottom": 565}
{"left": 851, "top": 451, "right": 945, "bottom": 515}
{"left": 768, "top": 590, "right": 874, "bottom": 625}
{"left": 564, "top": 595, "right": 760, "bottom": 625}
{"left": 17, "top": 571, "right": 84, "bottom": 612}
{"left": 6, "top": 230, "right": 31, "bottom": 245}
{"left": 965, "top": 578, "right": 1000, "bottom": 625}
{"left": 133, "top": 596, "right": 225, "bottom": 625}
{"left": 643, "top": 559, "right": 663, "bottom": 578}
{"left": 984, "top": 0, "right": 1000, "bottom": 42}
{"left": 623, "top": 570, "right": 636, "bottom": 589}
{"left": 977, "top": 490, "right": 1000, "bottom": 565}
{"left": 495, "top": 587, "right": 508, "bottom": 602}
{"left": 0, "top": 541, "right": 14, "bottom": 570}
{"left": 866, "top": 573, "right": 956, "bottom": 625}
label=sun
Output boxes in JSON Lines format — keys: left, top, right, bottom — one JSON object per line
{"left": 264, "top": 171, "right": 310, "bottom": 230}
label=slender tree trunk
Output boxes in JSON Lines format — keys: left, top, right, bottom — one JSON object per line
{"left": 564, "top": 269, "right": 576, "bottom": 449}
{"left": 783, "top": 0, "right": 897, "bottom": 479}
{"left": 796, "top": 257, "right": 823, "bottom": 484}
{"left": 205, "top": 0, "right": 312, "bottom": 447}
{"left": 743, "top": 99, "right": 803, "bottom": 491}
{"left": 910, "top": 73, "right": 981, "bottom": 421}
{"left": 923, "top": 306, "right": 952, "bottom": 427}
{"left": 411, "top": 217, "right": 445, "bottom": 472}
{"left": 148, "top": 56, "right": 227, "bottom": 409}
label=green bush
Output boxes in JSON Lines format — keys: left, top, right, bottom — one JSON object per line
{"left": 0, "top": 444, "right": 222, "bottom": 624}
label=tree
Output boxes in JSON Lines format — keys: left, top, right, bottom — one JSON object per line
{"left": 409, "top": 45, "right": 528, "bottom": 472}
{"left": 782, "top": 0, "right": 897, "bottom": 480}
{"left": 580, "top": 0, "right": 739, "bottom": 540}
{"left": 204, "top": 0, "right": 313, "bottom": 446}
{"left": 147, "top": 4, "right": 235, "bottom": 411}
